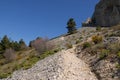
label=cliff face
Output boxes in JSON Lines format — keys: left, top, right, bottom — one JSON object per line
{"left": 92, "top": 0, "right": 120, "bottom": 27}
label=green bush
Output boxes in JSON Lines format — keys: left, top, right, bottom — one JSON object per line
{"left": 117, "top": 51, "right": 120, "bottom": 58}
{"left": 99, "top": 49, "right": 110, "bottom": 59}
{"left": 22, "top": 57, "right": 39, "bottom": 70}
{"left": 39, "top": 50, "right": 56, "bottom": 59}
{"left": 108, "top": 43, "right": 120, "bottom": 54}
{"left": 82, "top": 42, "right": 91, "bottom": 49}
{"left": 116, "top": 63, "right": 120, "bottom": 69}
{"left": 96, "top": 26, "right": 101, "bottom": 31}
{"left": 13, "top": 63, "right": 22, "bottom": 70}
{"left": 0, "top": 49, "right": 59, "bottom": 79}
{"left": 0, "top": 73, "right": 11, "bottom": 79}
{"left": 79, "top": 37, "right": 83, "bottom": 40}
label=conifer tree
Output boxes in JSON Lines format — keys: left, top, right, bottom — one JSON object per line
{"left": 19, "top": 39, "right": 27, "bottom": 50}
{"left": 66, "top": 18, "right": 77, "bottom": 34}
{"left": 1, "top": 35, "right": 10, "bottom": 50}
{"left": 13, "top": 41, "right": 20, "bottom": 51}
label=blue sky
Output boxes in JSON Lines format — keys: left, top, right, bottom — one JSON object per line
{"left": 0, "top": 0, "right": 99, "bottom": 44}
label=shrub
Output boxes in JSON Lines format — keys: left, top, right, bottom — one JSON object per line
{"left": 82, "top": 42, "right": 91, "bottom": 49}
{"left": 21, "top": 49, "right": 58, "bottom": 70}
{"left": 13, "top": 63, "right": 22, "bottom": 70}
{"left": 0, "top": 73, "right": 11, "bottom": 79}
{"left": 116, "top": 63, "right": 120, "bottom": 69}
{"left": 117, "top": 51, "right": 120, "bottom": 58}
{"left": 76, "top": 39, "right": 80, "bottom": 44}
{"left": 3, "top": 48, "right": 16, "bottom": 62}
{"left": 79, "top": 36, "right": 83, "bottom": 40}
{"left": 96, "top": 26, "right": 101, "bottom": 31}
{"left": 92, "top": 35, "right": 103, "bottom": 44}
{"left": 65, "top": 43, "right": 73, "bottom": 49}
{"left": 29, "top": 37, "right": 55, "bottom": 55}
{"left": 108, "top": 43, "right": 120, "bottom": 54}
{"left": 21, "top": 57, "right": 39, "bottom": 70}
{"left": 99, "top": 49, "right": 110, "bottom": 59}
{"left": 39, "top": 50, "right": 55, "bottom": 59}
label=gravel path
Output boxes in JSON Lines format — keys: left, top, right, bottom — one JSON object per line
{"left": 2, "top": 48, "right": 98, "bottom": 80}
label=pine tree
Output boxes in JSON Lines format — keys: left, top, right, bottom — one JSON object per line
{"left": 1, "top": 35, "right": 11, "bottom": 50}
{"left": 19, "top": 39, "right": 27, "bottom": 50}
{"left": 13, "top": 41, "right": 20, "bottom": 51}
{"left": 66, "top": 18, "right": 77, "bottom": 34}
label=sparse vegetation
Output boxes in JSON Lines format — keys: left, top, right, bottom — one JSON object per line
{"left": 107, "top": 43, "right": 120, "bottom": 54}
{"left": 0, "top": 21, "right": 120, "bottom": 79}
{"left": 117, "top": 51, "right": 120, "bottom": 58}
{"left": 0, "top": 48, "right": 59, "bottom": 79}
{"left": 99, "top": 49, "right": 110, "bottom": 59}
{"left": 82, "top": 42, "right": 91, "bottom": 49}
{"left": 21, "top": 57, "right": 39, "bottom": 70}
{"left": 0, "top": 35, "right": 58, "bottom": 79}
{"left": 0, "top": 73, "right": 11, "bottom": 79}
{"left": 116, "top": 63, "right": 120, "bottom": 69}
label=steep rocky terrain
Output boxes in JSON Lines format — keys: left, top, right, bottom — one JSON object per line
{"left": 1, "top": 48, "right": 97, "bottom": 80}
{"left": 1, "top": 26, "right": 120, "bottom": 80}
{"left": 50, "top": 26, "right": 120, "bottom": 80}
{"left": 76, "top": 26, "right": 120, "bottom": 80}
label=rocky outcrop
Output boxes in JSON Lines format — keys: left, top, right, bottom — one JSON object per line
{"left": 92, "top": 0, "right": 120, "bottom": 27}
{"left": 82, "top": 18, "right": 93, "bottom": 27}
{"left": 1, "top": 48, "right": 97, "bottom": 80}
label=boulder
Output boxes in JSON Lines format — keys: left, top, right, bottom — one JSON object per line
{"left": 92, "top": 0, "right": 120, "bottom": 27}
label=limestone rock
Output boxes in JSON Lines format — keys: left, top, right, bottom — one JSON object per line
{"left": 82, "top": 18, "right": 93, "bottom": 27}
{"left": 92, "top": 0, "right": 120, "bottom": 27}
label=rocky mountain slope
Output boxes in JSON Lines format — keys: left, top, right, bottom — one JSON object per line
{"left": 50, "top": 26, "right": 120, "bottom": 80}
{"left": 1, "top": 47, "right": 97, "bottom": 80}
{"left": 1, "top": 25, "right": 120, "bottom": 80}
